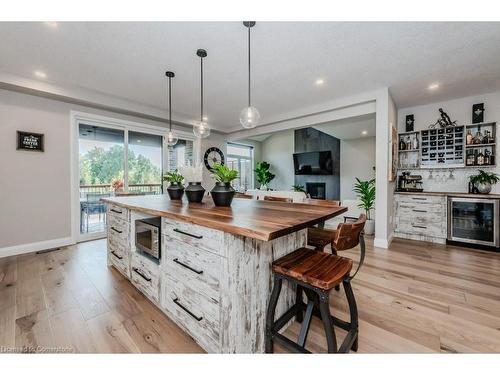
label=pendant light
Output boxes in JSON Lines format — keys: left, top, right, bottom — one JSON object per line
{"left": 193, "top": 49, "right": 211, "bottom": 139}
{"left": 239, "top": 21, "right": 260, "bottom": 129}
{"left": 165, "top": 71, "right": 178, "bottom": 146}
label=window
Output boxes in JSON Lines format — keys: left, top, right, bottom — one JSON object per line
{"left": 226, "top": 143, "right": 254, "bottom": 191}
{"left": 167, "top": 139, "right": 194, "bottom": 170}
{"left": 128, "top": 131, "right": 163, "bottom": 195}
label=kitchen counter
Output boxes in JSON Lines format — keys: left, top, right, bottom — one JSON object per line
{"left": 395, "top": 191, "right": 500, "bottom": 199}
{"left": 102, "top": 194, "right": 347, "bottom": 241}
{"left": 102, "top": 195, "right": 347, "bottom": 353}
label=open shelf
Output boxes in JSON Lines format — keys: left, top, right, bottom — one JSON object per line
{"left": 465, "top": 143, "right": 496, "bottom": 148}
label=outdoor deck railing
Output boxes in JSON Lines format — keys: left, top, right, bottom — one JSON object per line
{"left": 79, "top": 183, "right": 162, "bottom": 198}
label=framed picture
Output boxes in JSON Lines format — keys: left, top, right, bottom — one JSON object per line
{"left": 405, "top": 114, "right": 414, "bottom": 132}
{"left": 472, "top": 103, "right": 484, "bottom": 124}
{"left": 389, "top": 126, "right": 398, "bottom": 182}
{"left": 17, "top": 131, "right": 44, "bottom": 152}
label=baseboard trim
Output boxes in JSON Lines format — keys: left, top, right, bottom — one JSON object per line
{"left": 0, "top": 236, "right": 75, "bottom": 259}
{"left": 373, "top": 232, "right": 394, "bottom": 249}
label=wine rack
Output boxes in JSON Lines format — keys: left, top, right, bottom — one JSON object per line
{"left": 420, "top": 126, "right": 464, "bottom": 166}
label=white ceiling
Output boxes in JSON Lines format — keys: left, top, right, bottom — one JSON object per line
{"left": 1, "top": 22, "right": 500, "bottom": 133}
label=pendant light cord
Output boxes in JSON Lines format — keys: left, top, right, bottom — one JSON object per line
{"left": 168, "top": 76, "right": 172, "bottom": 132}
{"left": 200, "top": 56, "right": 204, "bottom": 123}
{"left": 248, "top": 25, "right": 251, "bottom": 108}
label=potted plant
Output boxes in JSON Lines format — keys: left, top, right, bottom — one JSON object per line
{"left": 469, "top": 170, "right": 500, "bottom": 194}
{"left": 210, "top": 163, "right": 239, "bottom": 207}
{"left": 292, "top": 184, "right": 309, "bottom": 197}
{"left": 254, "top": 161, "right": 275, "bottom": 190}
{"left": 353, "top": 178, "right": 375, "bottom": 235}
{"left": 163, "top": 169, "right": 185, "bottom": 200}
{"left": 179, "top": 165, "right": 205, "bottom": 203}
{"left": 111, "top": 178, "right": 124, "bottom": 194}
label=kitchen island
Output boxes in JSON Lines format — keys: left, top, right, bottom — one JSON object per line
{"left": 101, "top": 195, "right": 347, "bottom": 353}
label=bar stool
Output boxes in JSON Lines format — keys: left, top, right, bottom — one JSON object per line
{"left": 265, "top": 215, "right": 366, "bottom": 353}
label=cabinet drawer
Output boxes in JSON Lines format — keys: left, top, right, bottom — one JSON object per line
{"left": 130, "top": 253, "right": 160, "bottom": 302}
{"left": 108, "top": 204, "right": 130, "bottom": 222}
{"left": 108, "top": 216, "right": 130, "bottom": 247}
{"left": 108, "top": 242, "right": 130, "bottom": 279}
{"left": 396, "top": 203, "right": 444, "bottom": 214}
{"left": 163, "top": 236, "right": 221, "bottom": 301}
{"left": 396, "top": 194, "right": 445, "bottom": 205}
{"left": 162, "top": 272, "right": 220, "bottom": 352}
{"left": 162, "top": 219, "right": 224, "bottom": 256}
{"left": 395, "top": 220, "right": 446, "bottom": 237}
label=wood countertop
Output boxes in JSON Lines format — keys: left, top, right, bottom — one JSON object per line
{"left": 395, "top": 191, "right": 500, "bottom": 199}
{"left": 102, "top": 195, "right": 347, "bottom": 242}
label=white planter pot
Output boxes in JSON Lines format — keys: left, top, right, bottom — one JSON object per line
{"left": 364, "top": 219, "right": 375, "bottom": 235}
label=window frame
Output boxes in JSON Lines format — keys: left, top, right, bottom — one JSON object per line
{"left": 226, "top": 142, "right": 255, "bottom": 191}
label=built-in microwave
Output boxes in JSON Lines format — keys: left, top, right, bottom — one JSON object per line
{"left": 135, "top": 217, "right": 161, "bottom": 260}
{"left": 447, "top": 197, "right": 499, "bottom": 248}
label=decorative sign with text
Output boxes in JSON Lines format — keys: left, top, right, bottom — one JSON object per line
{"left": 17, "top": 131, "right": 44, "bottom": 152}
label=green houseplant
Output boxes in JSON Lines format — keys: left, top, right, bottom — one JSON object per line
{"left": 254, "top": 161, "right": 275, "bottom": 190}
{"left": 210, "top": 163, "right": 239, "bottom": 206}
{"left": 353, "top": 177, "right": 376, "bottom": 235}
{"left": 292, "top": 184, "right": 308, "bottom": 197}
{"left": 469, "top": 170, "right": 500, "bottom": 194}
{"left": 163, "top": 169, "right": 185, "bottom": 200}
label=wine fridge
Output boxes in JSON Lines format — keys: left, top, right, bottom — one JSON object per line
{"left": 447, "top": 197, "right": 499, "bottom": 247}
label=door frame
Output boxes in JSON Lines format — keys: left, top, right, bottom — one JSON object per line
{"left": 70, "top": 111, "right": 196, "bottom": 243}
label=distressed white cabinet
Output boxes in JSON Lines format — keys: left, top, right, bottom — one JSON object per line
{"left": 394, "top": 194, "right": 447, "bottom": 243}
{"left": 107, "top": 205, "right": 131, "bottom": 278}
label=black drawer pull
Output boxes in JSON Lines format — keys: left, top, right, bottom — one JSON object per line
{"left": 132, "top": 267, "right": 151, "bottom": 282}
{"left": 111, "top": 227, "right": 123, "bottom": 234}
{"left": 111, "top": 251, "right": 123, "bottom": 260}
{"left": 412, "top": 209, "right": 428, "bottom": 213}
{"left": 110, "top": 209, "right": 123, "bottom": 214}
{"left": 173, "top": 298, "right": 203, "bottom": 321}
{"left": 411, "top": 197, "right": 427, "bottom": 201}
{"left": 412, "top": 225, "right": 427, "bottom": 229}
{"left": 173, "top": 258, "right": 203, "bottom": 275}
{"left": 173, "top": 228, "right": 203, "bottom": 239}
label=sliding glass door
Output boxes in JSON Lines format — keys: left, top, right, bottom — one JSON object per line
{"left": 75, "top": 114, "right": 196, "bottom": 242}
{"left": 79, "top": 124, "right": 125, "bottom": 237}
{"left": 128, "top": 131, "right": 163, "bottom": 195}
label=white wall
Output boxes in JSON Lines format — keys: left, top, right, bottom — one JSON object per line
{"left": 0, "top": 89, "right": 199, "bottom": 253}
{"left": 398, "top": 90, "right": 500, "bottom": 194}
{"left": 340, "top": 137, "right": 376, "bottom": 200}
{"left": 261, "top": 129, "right": 295, "bottom": 190}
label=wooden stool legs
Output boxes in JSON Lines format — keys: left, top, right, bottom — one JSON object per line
{"left": 265, "top": 275, "right": 282, "bottom": 354}
{"left": 265, "top": 274, "right": 359, "bottom": 353}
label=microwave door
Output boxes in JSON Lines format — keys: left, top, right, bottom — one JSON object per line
{"left": 136, "top": 222, "right": 153, "bottom": 253}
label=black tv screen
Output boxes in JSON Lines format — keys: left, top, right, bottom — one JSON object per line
{"left": 293, "top": 151, "right": 333, "bottom": 175}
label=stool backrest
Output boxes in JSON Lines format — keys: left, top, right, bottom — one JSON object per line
{"left": 333, "top": 213, "right": 366, "bottom": 251}
{"left": 263, "top": 196, "right": 293, "bottom": 203}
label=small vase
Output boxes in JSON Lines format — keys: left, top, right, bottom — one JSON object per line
{"left": 475, "top": 182, "right": 492, "bottom": 194}
{"left": 259, "top": 184, "right": 268, "bottom": 191}
{"left": 167, "top": 182, "right": 184, "bottom": 200}
{"left": 211, "top": 182, "right": 235, "bottom": 207}
{"left": 185, "top": 182, "right": 205, "bottom": 203}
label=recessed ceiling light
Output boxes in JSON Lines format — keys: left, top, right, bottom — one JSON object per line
{"left": 362, "top": 130, "right": 368, "bottom": 135}
{"left": 34, "top": 71, "right": 47, "bottom": 79}
{"left": 202, "top": 116, "right": 208, "bottom": 121}
{"left": 44, "top": 22, "right": 58, "bottom": 28}
{"left": 315, "top": 78, "right": 325, "bottom": 86}
{"left": 137, "top": 139, "right": 142, "bottom": 143}
{"left": 428, "top": 83, "right": 440, "bottom": 90}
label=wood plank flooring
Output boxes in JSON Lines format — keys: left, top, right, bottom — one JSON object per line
{"left": 1, "top": 237, "right": 500, "bottom": 353}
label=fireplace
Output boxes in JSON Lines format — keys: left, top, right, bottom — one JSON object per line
{"left": 306, "top": 182, "right": 326, "bottom": 200}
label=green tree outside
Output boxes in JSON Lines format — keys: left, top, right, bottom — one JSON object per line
{"left": 80, "top": 145, "right": 161, "bottom": 185}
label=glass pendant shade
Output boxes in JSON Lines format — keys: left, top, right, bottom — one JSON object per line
{"left": 166, "top": 130, "right": 178, "bottom": 146}
{"left": 239, "top": 106, "right": 260, "bottom": 129}
{"left": 193, "top": 121, "right": 211, "bottom": 139}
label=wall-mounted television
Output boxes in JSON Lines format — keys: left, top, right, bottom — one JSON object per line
{"left": 293, "top": 151, "right": 333, "bottom": 175}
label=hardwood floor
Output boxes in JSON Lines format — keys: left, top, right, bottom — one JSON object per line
{"left": 1, "top": 237, "right": 500, "bottom": 353}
